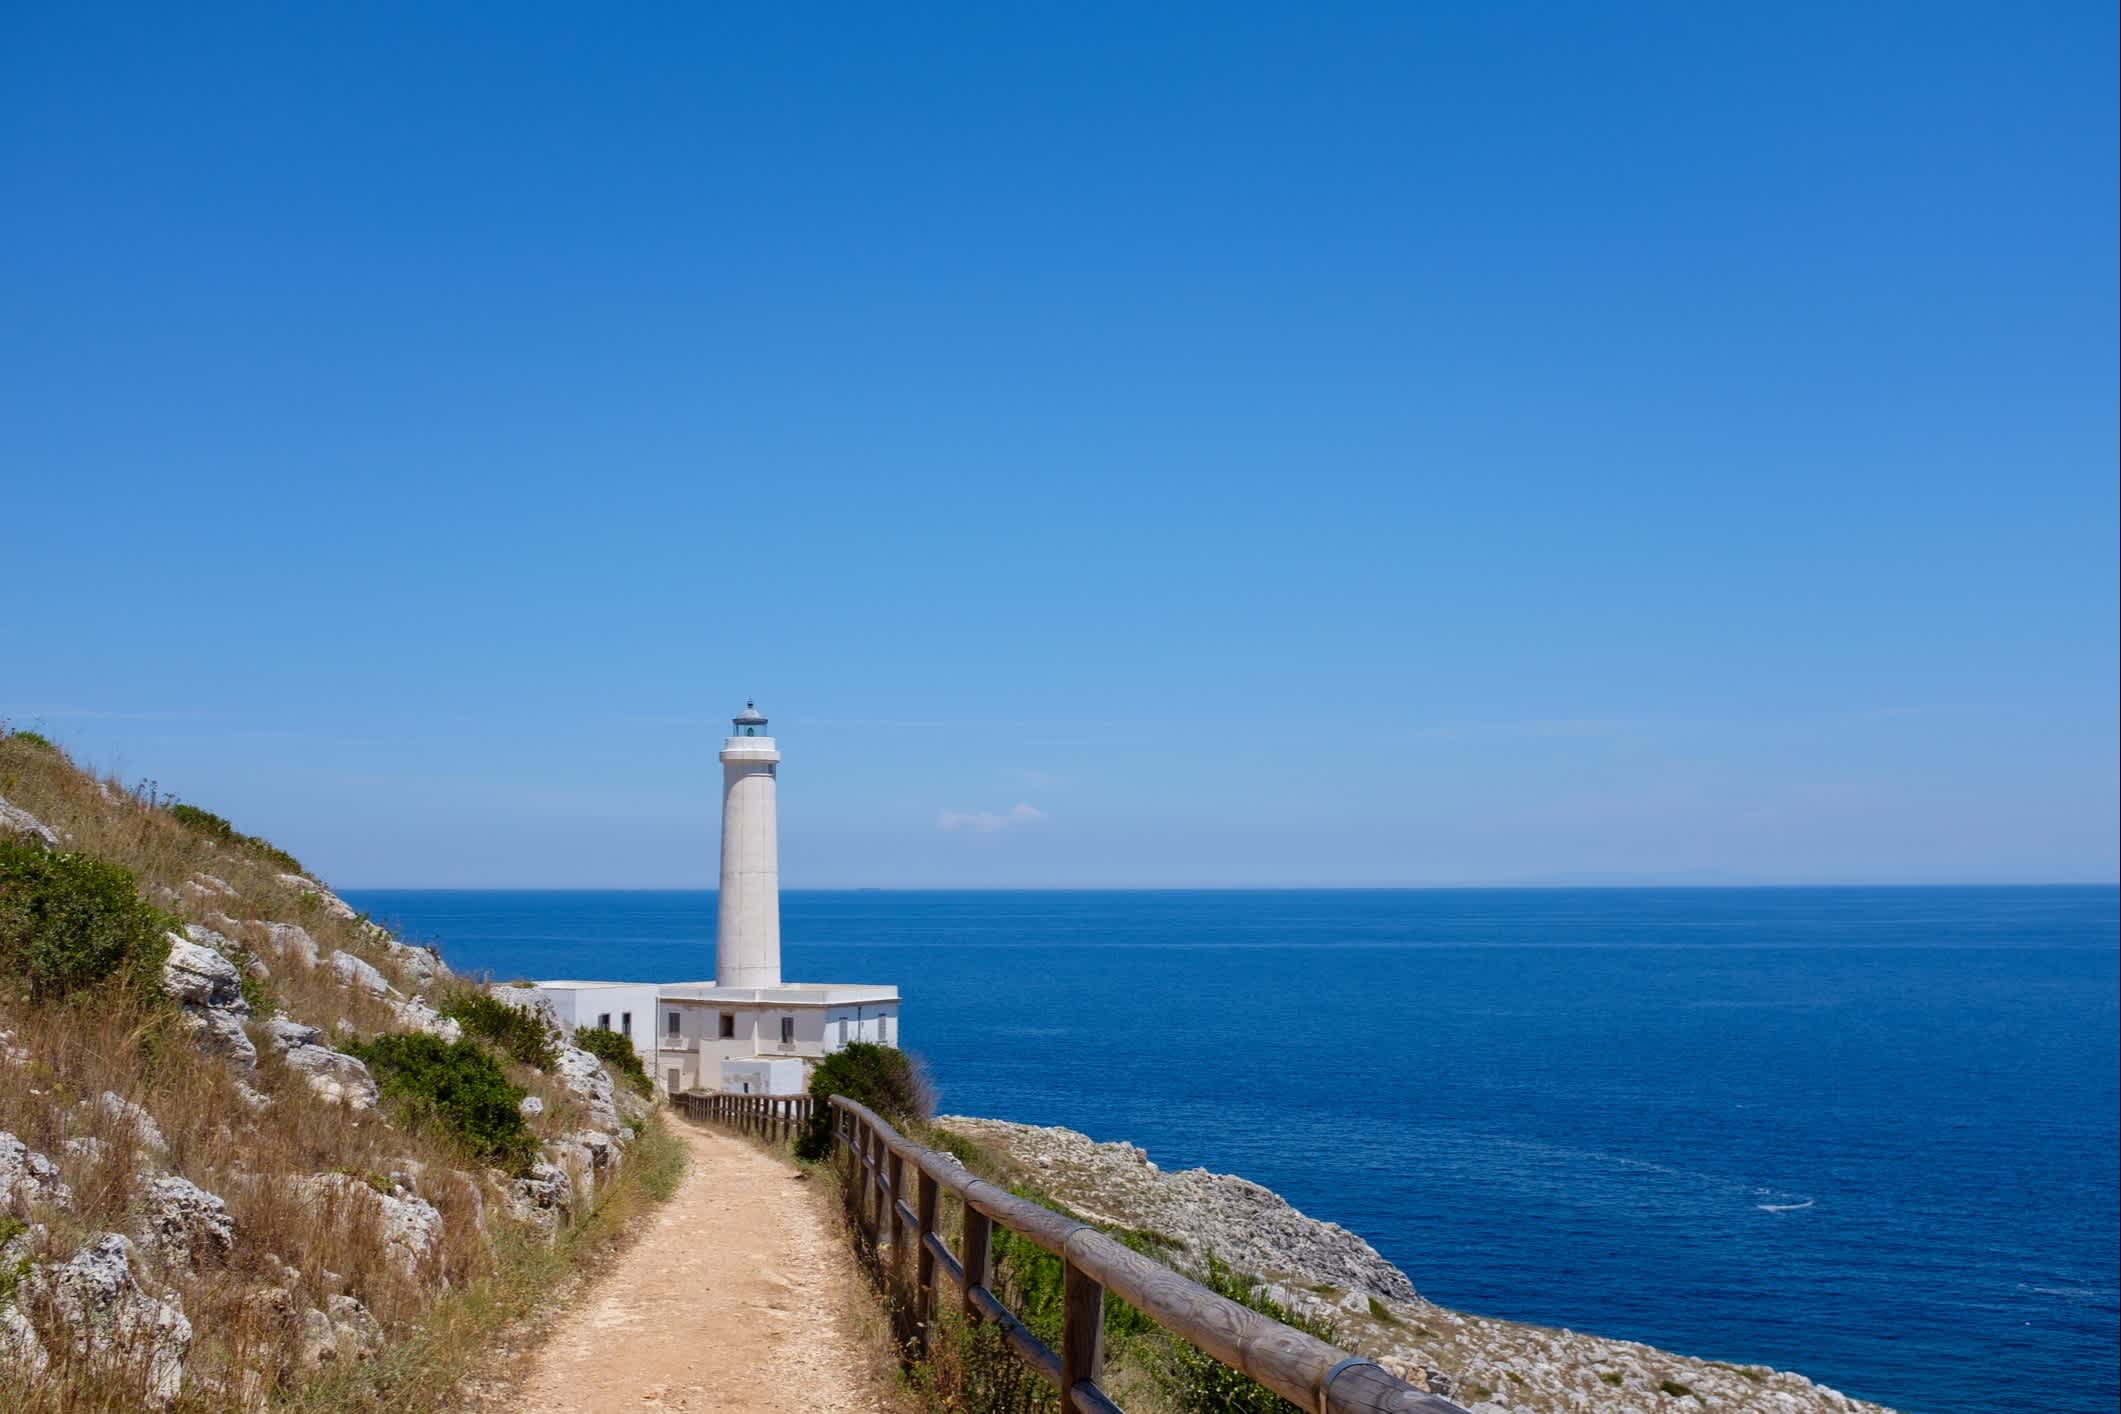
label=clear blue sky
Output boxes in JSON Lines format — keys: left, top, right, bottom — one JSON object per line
{"left": 3, "top": 4, "right": 2114, "bottom": 887}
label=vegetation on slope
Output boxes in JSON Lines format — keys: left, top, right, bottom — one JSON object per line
{"left": 164, "top": 801, "right": 304, "bottom": 873}
{"left": 574, "top": 1024, "right": 653, "bottom": 1096}
{"left": 0, "top": 838, "right": 175, "bottom": 1004}
{"left": 344, "top": 1032, "right": 539, "bottom": 1172}
{"left": 441, "top": 988, "right": 559, "bottom": 1069}
{"left": 795, "top": 1041, "right": 933, "bottom": 1160}
{"left": 0, "top": 725, "right": 671, "bottom": 1412}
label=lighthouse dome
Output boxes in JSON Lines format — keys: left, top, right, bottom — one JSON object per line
{"left": 732, "top": 701, "right": 768, "bottom": 735}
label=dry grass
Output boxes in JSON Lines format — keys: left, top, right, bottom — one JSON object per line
{"left": 0, "top": 730, "right": 660, "bottom": 1411}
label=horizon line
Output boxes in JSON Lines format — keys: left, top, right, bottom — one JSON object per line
{"left": 333, "top": 880, "right": 2121, "bottom": 893}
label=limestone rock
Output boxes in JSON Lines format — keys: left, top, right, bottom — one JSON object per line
{"left": 0, "top": 1028, "right": 28, "bottom": 1067}
{"left": 0, "top": 1131, "right": 71, "bottom": 1209}
{"left": 389, "top": 995, "right": 461, "bottom": 1042}
{"left": 3, "top": 1222, "right": 43, "bottom": 1267}
{"left": 261, "top": 922, "right": 320, "bottom": 968}
{"left": 25, "top": 1234, "right": 191, "bottom": 1406}
{"left": 0, "top": 795, "right": 59, "bottom": 846}
{"left": 0, "top": 1300, "right": 47, "bottom": 1381}
{"left": 552, "top": 1044, "right": 620, "bottom": 1132}
{"left": 503, "top": 1160, "right": 573, "bottom": 1238}
{"left": 266, "top": 1019, "right": 378, "bottom": 1109}
{"left": 296, "top": 1175, "right": 441, "bottom": 1277}
{"left": 135, "top": 1176, "right": 235, "bottom": 1272}
{"left": 94, "top": 1092, "right": 166, "bottom": 1153}
{"left": 299, "top": 1293, "right": 382, "bottom": 1368}
{"left": 171, "top": 927, "right": 241, "bottom": 987}
{"left": 163, "top": 933, "right": 256, "bottom": 1069}
{"left": 384, "top": 938, "right": 449, "bottom": 985}
{"left": 519, "top": 1095, "right": 544, "bottom": 1118}
{"left": 939, "top": 1116, "right": 1418, "bottom": 1305}
{"left": 277, "top": 874, "right": 357, "bottom": 921}
{"left": 329, "top": 950, "right": 392, "bottom": 996}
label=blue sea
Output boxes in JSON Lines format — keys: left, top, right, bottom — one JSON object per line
{"left": 343, "top": 887, "right": 2118, "bottom": 1414}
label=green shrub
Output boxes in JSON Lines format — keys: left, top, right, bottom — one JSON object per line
{"left": 345, "top": 1032, "right": 537, "bottom": 1172}
{"left": 441, "top": 989, "right": 559, "bottom": 1069}
{"left": 794, "top": 1041, "right": 930, "bottom": 1160}
{"left": 574, "top": 1025, "right": 653, "bottom": 1096}
{"left": 1151, "top": 1254, "right": 1337, "bottom": 1414}
{"left": 1659, "top": 1378, "right": 1694, "bottom": 1397}
{"left": 166, "top": 800, "right": 304, "bottom": 873}
{"left": 4, "top": 729, "right": 54, "bottom": 751}
{"left": 0, "top": 838, "right": 174, "bottom": 1003}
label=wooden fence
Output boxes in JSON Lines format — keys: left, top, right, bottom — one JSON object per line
{"left": 830, "top": 1096, "right": 1467, "bottom": 1414}
{"left": 674, "top": 1090, "right": 814, "bottom": 1146}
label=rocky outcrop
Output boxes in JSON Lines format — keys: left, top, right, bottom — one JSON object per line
{"left": 0, "top": 794, "right": 59, "bottom": 846}
{"left": 297, "top": 1175, "right": 442, "bottom": 1277}
{"left": 299, "top": 1293, "right": 383, "bottom": 1367}
{"left": 551, "top": 1044, "right": 621, "bottom": 1132}
{"left": 277, "top": 874, "right": 357, "bottom": 922}
{"left": 265, "top": 1018, "right": 379, "bottom": 1109}
{"left": 329, "top": 950, "right": 391, "bottom": 996}
{"left": 939, "top": 1117, "right": 1895, "bottom": 1414}
{"left": 93, "top": 1092, "right": 167, "bottom": 1153}
{"left": 502, "top": 1160, "right": 575, "bottom": 1239}
{"left": 383, "top": 937, "right": 449, "bottom": 986}
{"left": 260, "top": 922, "right": 320, "bottom": 968}
{"left": 164, "top": 930, "right": 257, "bottom": 1069}
{"left": 0, "top": 1300, "right": 46, "bottom": 1379}
{"left": 24, "top": 1234, "right": 191, "bottom": 1406}
{"left": 0, "top": 1131, "right": 71, "bottom": 1210}
{"left": 941, "top": 1115, "right": 1416, "bottom": 1304}
{"left": 387, "top": 994, "right": 462, "bottom": 1042}
{"left": 135, "top": 1177, "right": 235, "bottom": 1273}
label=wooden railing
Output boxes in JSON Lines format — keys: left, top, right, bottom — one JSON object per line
{"left": 674, "top": 1090, "right": 814, "bottom": 1146}
{"left": 831, "top": 1096, "right": 1467, "bottom": 1414}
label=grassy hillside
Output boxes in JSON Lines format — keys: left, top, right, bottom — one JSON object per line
{"left": 0, "top": 726, "right": 670, "bottom": 1412}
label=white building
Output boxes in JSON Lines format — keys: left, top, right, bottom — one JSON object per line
{"left": 523, "top": 703, "right": 901, "bottom": 1097}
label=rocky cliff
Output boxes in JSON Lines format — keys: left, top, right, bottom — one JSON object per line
{"left": 0, "top": 730, "right": 660, "bottom": 1411}
{"left": 938, "top": 1117, "right": 1896, "bottom": 1414}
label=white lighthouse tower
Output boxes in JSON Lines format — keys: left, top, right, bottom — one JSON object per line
{"left": 715, "top": 701, "right": 781, "bottom": 988}
{"left": 523, "top": 699, "right": 899, "bottom": 1098}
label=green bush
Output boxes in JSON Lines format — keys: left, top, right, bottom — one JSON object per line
{"left": 574, "top": 1024, "right": 653, "bottom": 1096}
{"left": 441, "top": 989, "right": 559, "bottom": 1069}
{"left": 794, "top": 1041, "right": 931, "bottom": 1160}
{"left": 166, "top": 800, "right": 304, "bottom": 873}
{"left": 4, "top": 729, "right": 55, "bottom": 751}
{"left": 345, "top": 1032, "right": 537, "bottom": 1172}
{"left": 0, "top": 838, "right": 174, "bottom": 1003}
{"left": 1151, "top": 1254, "right": 1337, "bottom": 1414}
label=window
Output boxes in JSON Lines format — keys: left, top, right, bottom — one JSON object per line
{"left": 666, "top": 1011, "right": 681, "bottom": 1037}
{"left": 621, "top": 1011, "right": 632, "bottom": 1037}
{"left": 666, "top": 1069, "right": 680, "bottom": 1094}
{"left": 780, "top": 1016, "right": 795, "bottom": 1045}
{"left": 597, "top": 1012, "right": 611, "bottom": 1031}
{"left": 881, "top": 1015, "right": 891, "bottom": 1044}
{"left": 718, "top": 1013, "right": 736, "bottom": 1039}
{"left": 838, "top": 1018, "right": 849, "bottom": 1044}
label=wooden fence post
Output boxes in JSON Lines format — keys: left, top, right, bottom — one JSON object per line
{"left": 1061, "top": 1259, "right": 1105, "bottom": 1405}
{"left": 914, "top": 1168, "right": 940, "bottom": 1351}
{"left": 961, "top": 1205, "right": 991, "bottom": 1321}
{"left": 885, "top": 1149, "right": 906, "bottom": 1279}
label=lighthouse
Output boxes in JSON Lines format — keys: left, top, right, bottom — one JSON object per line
{"left": 523, "top": 698, "right": 899, "bottom": 1098}
{"left": 715, "top": 701, "right": 781, "bottom": 988}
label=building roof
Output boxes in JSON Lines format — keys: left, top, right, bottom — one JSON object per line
{"left": 530, "top": 979, "right": 898, "bottom": 1006}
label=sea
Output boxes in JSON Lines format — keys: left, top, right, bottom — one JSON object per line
{"left": 341, "top": 886, "right": 2119, "bottom": 1414}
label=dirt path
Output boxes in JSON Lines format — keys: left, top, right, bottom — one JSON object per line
{"left": 510, "top": 1121, "right": 890, "bottom": 1414}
